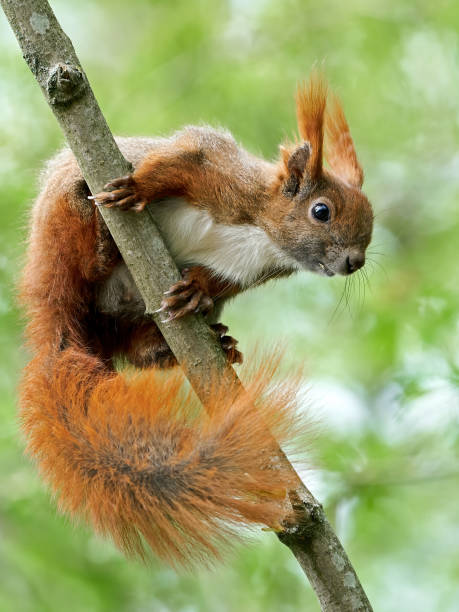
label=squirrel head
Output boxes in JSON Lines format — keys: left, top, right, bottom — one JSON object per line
{"left": 265, "top": 73, "right": 373, "bottom": 277}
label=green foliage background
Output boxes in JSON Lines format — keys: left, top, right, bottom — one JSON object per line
{"left": 1, "top": 0, "right": 458, "bottom": 610}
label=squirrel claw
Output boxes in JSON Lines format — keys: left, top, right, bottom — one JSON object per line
{"left": 104, "top": 175, "right": 133, "bottom": 191}
{"left": 159, "top": 273, "right": 214, "bottom": 321}
{"left": 210, "top": 323, "right": 229, "bottom": 337}
{"left": 163, "top": 280, "right": 189, "bottom": 296}
{"left": 91, "top": 175, "right": 146, "bottom": 212}
{"left": 211, "top": 324, "right": 243, "bottom": 365}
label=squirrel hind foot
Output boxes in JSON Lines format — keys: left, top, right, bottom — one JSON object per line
{"left": 211, "top": 323, "right": 243, "bottom": 365}
{"left": 124, "top": 321, "right": 242, "bottom": 369}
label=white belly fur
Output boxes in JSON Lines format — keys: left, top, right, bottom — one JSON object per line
{"left": 151, "top": 198, "right": 299, "bottom": 287}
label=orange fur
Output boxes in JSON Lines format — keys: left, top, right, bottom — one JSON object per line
{"left": 19, "top": 184, "right": 303, "bottom": 567}
{"left": 295, "top": 73, "right": 328, "bottom": 180}
{"left": 19, "top": 75, "right": 373, "bottom": 567}
{"left": 325, "top": 93, "right": 364, "bottom": 188}
{"left": 20, "top": 345, "right": 302, "bottom": 567}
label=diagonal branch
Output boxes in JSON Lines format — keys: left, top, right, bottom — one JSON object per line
{"left": 0, "top": 1, "right": 373, "bottom": 610}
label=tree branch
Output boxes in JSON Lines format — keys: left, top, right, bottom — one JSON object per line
{"left": 1, "top": 1, "right": 373, "bottom": 609}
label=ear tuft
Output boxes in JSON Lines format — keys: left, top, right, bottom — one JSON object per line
{"left": 325, "top": 94, "right": 364, "bottom": 188}
{"left": 296, "top": 72, "right": 328, "bottom": 180}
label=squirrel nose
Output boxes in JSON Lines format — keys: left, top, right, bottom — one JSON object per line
{"left": 345, "top": 251, "right": 365, "bottom": 274}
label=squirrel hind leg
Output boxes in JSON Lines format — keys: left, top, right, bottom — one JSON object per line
{"left": 124, "top": 321, "right": 243, "bottom": 369}
{"left": 121, "top": 322, "right": 177, "bottom": 369}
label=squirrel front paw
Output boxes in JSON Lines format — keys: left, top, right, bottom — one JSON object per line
{"left": 89, "top": 175, "right": 148, "bottom": 212}
{"left": 156, "top": 269, "right": 214, "bottom": 322}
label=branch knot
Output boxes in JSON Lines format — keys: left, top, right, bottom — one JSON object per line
{"left": 278, "top": 490, "right": 325, "bottom": 544}
{"left": 47, "top": 62, "right": 86, "bottom": 105}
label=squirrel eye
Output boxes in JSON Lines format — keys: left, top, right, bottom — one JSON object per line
{"left": 311, "top": 202, "right": 330, "bottom": 222}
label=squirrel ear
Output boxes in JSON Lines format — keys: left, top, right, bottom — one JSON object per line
{"left": 287, "top": 142, "right": 311, "bottom": 178}
{"left": 280, "top": 143, "right": 311, "bottom": 198}
{"left": 325, "top": 93, "right": 364, "bottom": 189}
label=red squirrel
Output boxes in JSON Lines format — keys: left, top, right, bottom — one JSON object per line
{"left": 19, "top": 74, "right": 373, "bottom": 567}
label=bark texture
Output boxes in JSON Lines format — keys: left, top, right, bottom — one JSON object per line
{"left": 1, "top": 1, "right": 373, "bottom": 609}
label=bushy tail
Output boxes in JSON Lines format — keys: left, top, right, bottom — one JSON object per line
{"left": 19, "top": 345, "right": 302, "bottom": 568}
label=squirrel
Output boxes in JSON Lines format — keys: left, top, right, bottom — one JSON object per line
{"left": 18, "top": 74, "right": 373, "bottom": 567}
